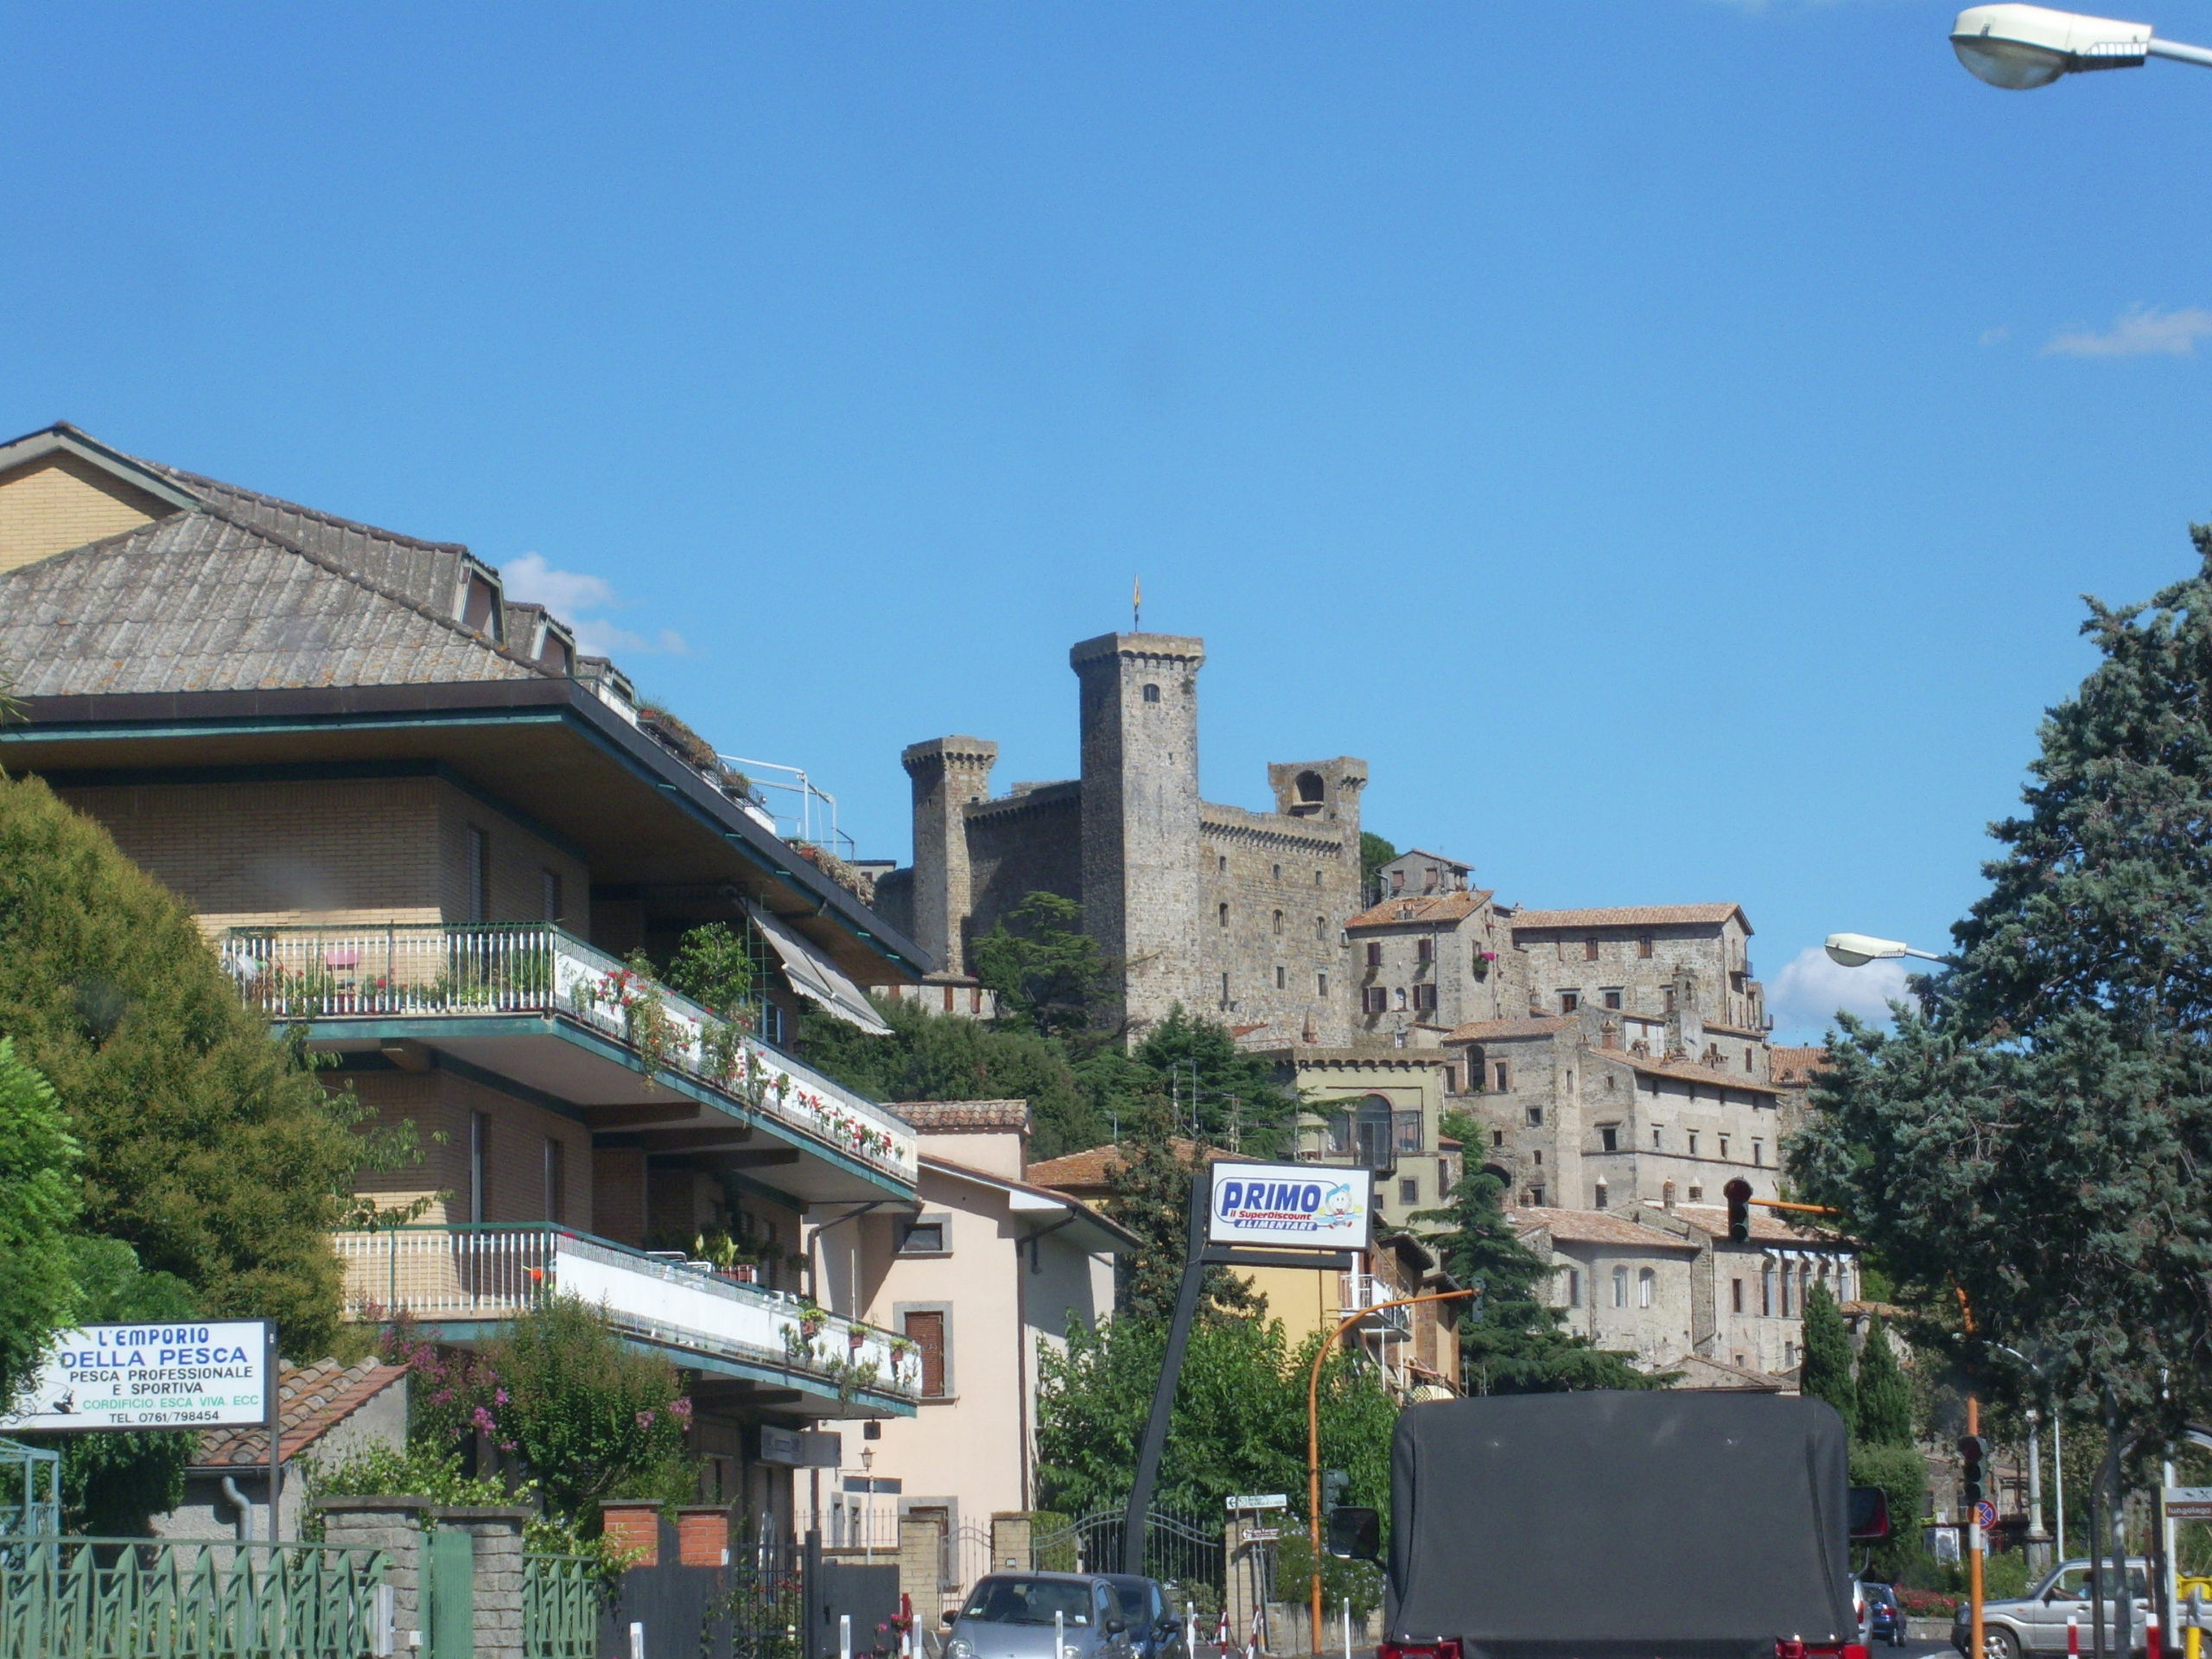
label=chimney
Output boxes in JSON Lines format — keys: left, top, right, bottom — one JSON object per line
{"left": 1662, "top": 1180, "right": 1677, "bottom": 1212}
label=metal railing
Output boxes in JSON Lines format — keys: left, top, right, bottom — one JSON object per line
{"left": 524, "top": 1553, "right": 601, "bottom": 1659}
{"left": 335, "top": 1224, "right": 921, "bottom": 1404}
{"left": 221, "top": 923, "right": 915, "bottom": 1180}
{"left": 1337, "top": 1274, "right": 1413, "bottom": 1338}
{"left": 0, "top": 1535, "right": 387, "bottom": 1659}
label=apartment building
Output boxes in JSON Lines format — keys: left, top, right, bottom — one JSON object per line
{"left": 1249, "top": 1047, "right": 1461, "bottom": 1230}
{"left": 0, "top": 422, "right": 935, "bottom": 1523}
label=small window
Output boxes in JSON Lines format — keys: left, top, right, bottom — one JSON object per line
{"left": 1142, "top": 683, "right": 1160, "bottom": 703}
{"left": 898, "top": 1218, "right": 949, "bottom": 1255}
{"left": 1491, "top": 1130, "right": 1504, "bottom": 1148}
{"left": 1275, "top": 965, "right": 1286, "bottom": 990}
{"left": 466, "top": 824, "right": 491, "bottom": 922}
{"left": 1219, "top": 904, "right": 1230, "bottom": 928}
{"left": 1393, "top": 987, "right": 1407, "bottom": 1010}
{"left": 1602, "top": 988, "right": 1622, "bottom": 1011}
{"left": 1584, "top": 938, "right": 1600, "bottom": 963}
{"left": 1560, "top": 991, "right": 1580, "bottom": 1013}
{"left": 469, "top": 1111, "right": 491, "bottom": 1223}
{"left": 1784, "top": 1340, "right": 1797, "bottom": 1370}
{"left": 1527, "top": 1184, "right": 1545, "bottom": 1206}
{"left": 1318, "top": 971, "right": 1328, "bottom": 997}
{"left": 1719, "top": 1134, "right": 1731, "bottom": 1159}
{"left": 1272, "top": 909, "right": 1284, "bottom": 935}
{"left": 1688, "top": 1131, "right": 1699, "bottom": 1155}
{"left": 1637, "top": 1268, "right": 1655, "bottom": 1308}
{"left": 1492, "top": 1060, "right": 1510, "bottom": 1091}
{"left": 1413, "top": 983, "right": 1437, "bottom": 1012}
{"left": 1314, "top": 869, "right": 1324, "bottom": 886}
{"left": 1272, "top": 863, "right": 1282, "bottom": 881}
{"left": 1611, "top": 1267, "right": 1628, "bottom": 1308}
{"left": 1565, "top": 1268, "right": 1581, "bottom": 1307}
{"left": 1365, "top": 942, "right": 1383, "bottom": 968}
{"left": 1417, "top": 938, "right": 1434, "bottom": 963}
{"left": 543, "top": 1135, "right": 566, "bottom": 1224}
{"left": 1593, "top": 1181, "right": 1608, "bottom": 1210}
{"left": 1219, "top": 971, "right": 1230, "bottom": 1006}
{"left": 1638, "top": 935, "right": 1654, "bottom": 959}
{"left": 1753, "top": 1139, "right": 1765, "bottom": 1166}
{"left": 1745, "top": 1047, "right": 1755, "bottom": 1072}
{"left": 1688, "top": 1185, "right": 1703, "bottom": 1203}
{"left": 1532, "top": 1149, "right": 1542, "bottom": 1167}
{"left": 1525, "top": 1103, "right": 1543, "bottom": 1128}
{"left": 1397, "top": 1178, "right": 1418, "bottom": 1205}
{"left": 1732, "top": 1278, "right": 1745, "bottom": 1314}
{"left": 540, "top": 869, "right": 563, "bottom": 924}
{"left": 1762, "top": 1263, "right": 1775, "bottom": 1316}
{"left": 1652, "top": 1126, "right": 1663, "bottom": 1149}
{"left": 1663, "top": 985, "right": 1677, "bottom": 1014}
{"left": 1391, "top": 869, "right": 1406, "bottom": 893}
{"left": 1363, "top": 988, "right": 1388, "bottom": 1014}
{"left": 1599, "top": 1123, "right": 1618, "bottom": 1153}
{"left": 1218, "top": 855, "right": 1228, "bottom": 874}
{"left": 1316, "top": 914, "right": 1326, "bottom": 939}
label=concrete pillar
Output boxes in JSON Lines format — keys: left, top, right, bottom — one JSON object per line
{"left": 319, "top": 1495, "right": 429, "bottom": 1644}
{"left": 899, "top": 1516, "right": 943, "bottom": 1624}
{"left": 433, "top": 1505, "right": 532, "bottom": 1659}
{"left": 988, "top": 1512, "right": 1033, "bottom": 1575}
{"left": 902, "top": 737, "right": 997, "bottom": 976}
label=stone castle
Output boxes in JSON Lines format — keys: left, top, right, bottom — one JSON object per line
{"left": 871, "top": 632, "right": 1368, "bottom": 1044}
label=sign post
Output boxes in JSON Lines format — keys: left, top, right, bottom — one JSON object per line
{"left": 1121, "top": 1164, "right": 1368, "bottom": 1575}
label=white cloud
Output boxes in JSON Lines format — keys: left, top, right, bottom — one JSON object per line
{"left": 1979, "top": 325, "right": 2011, "bottom": 347}
{"left": 1767, "top": 944, "right": 1917, "bottom": 1041}
{"left": 500, "top": 553, "right": 686, "bottom": 658}
{"left": 2044, "top": 304, "right": 2212, "bottom": 359}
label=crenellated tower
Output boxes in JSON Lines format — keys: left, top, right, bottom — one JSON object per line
{"left": 902, "top": 735, "right": 998, "bottom": 976}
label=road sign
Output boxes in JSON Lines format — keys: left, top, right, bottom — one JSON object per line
{"left": 1243, "top": 1529, "right": 1281, "bottom": 1543}
{"left": 1, "top": 1321, "right": 272, "bottom": 1432}
{"left": 1225, "top": 1494, "right": 1288, "bottom": 1511}
{"left": 1974, "top": 1499, "right": 1998, "bottom": 1530}
{"left": 2166, "top": 1488, "right": 2212, "bottom": 1521}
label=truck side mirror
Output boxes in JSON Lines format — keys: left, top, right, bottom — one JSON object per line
{"left": 1847, "top": 1486, "right": 1891, "bottom": 1542}
{"left": 1325, "top": 1506, "right": 1381, "bottom": 1561}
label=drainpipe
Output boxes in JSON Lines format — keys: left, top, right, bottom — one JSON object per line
{"left": 220, "top": 1476, "right": 253, "bottom": 1541}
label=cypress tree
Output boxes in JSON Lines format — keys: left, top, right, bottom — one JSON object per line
{"left": 1799, "top": 1283, "right": 1856, "bottom": 1425}
{"left": 1854, "top": 1315, "right": 1916, "bottom": 1446}
{"left": 1794, "top": 531, "right": 2212, "bottom": 1442}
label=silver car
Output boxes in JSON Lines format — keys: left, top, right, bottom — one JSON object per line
{"left": 1952, "top": 1559, "right": 2152, "bottom": 1659}
{"left": 945, "top": 1573, "right": 1137, "bottom": 1659}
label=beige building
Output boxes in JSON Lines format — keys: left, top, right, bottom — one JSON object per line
{"left": 1508, "top": 903, "right": 1767, "bottom": 1037}
{"left": 806, "top": 1103, "right": 1133, "bottom": 1607}
{"left": 1344, "top": 888, "right": 1525, "bottom": 1045}
{"left": 1253, "top": 1047, "right": 1460, "bottom": 1230}
{"left": 1243, "top": 1230, "right": 1463, "bottom": 1401}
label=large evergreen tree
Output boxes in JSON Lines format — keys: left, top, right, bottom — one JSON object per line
{"left": 0, "top": 1037, "right": 80, "bottom": 1406}
{"left": 1104, "top": 1096, "right": 1260, "bottom": 1323}
{"left": 1853, "top": 1316, "right": 1915, "bottom": 1446}
{"left": 969, "top": 892, "right": 1116, "bottom": 1042}
{"left": 1413, "top": 1166, "right": 1658, "bottom": 1393}
{"left": 1799, "top": 1284, "right": 1856, "bottom": 1425}
{"left": 1792, "top": 532, "right": 2212, "bottom": 1451}
{"left": 0, "top": 776, "right": 368, "bottom": 1354}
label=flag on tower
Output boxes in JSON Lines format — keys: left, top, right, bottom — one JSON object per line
{"left": 1133, "top": 576, "right": 1141, "bottom": 631}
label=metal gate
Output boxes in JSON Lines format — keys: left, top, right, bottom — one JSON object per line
{"left": 423, "top": 1528, "right": 474, "bottom": 1659}
{"left": 949, "top": 1524, "right": 995, "bottom": 1598}
{"left": 1027, "top": 1510, "right": 1224, "bottom": 1610}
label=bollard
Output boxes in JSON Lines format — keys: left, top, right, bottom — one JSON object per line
{"left": 630, "top": 1623, "right": 646, "bottom": 1659}
{"left": 2069, "top": 1614, "right": 2080, "bottom": 1656}
{"left": 2152, "top": 1612, "right": 2163, "bottom": 1659}
{"left": 1342, "top": 1596, "right": 1352, "bottom": 1659}
{"left": 1185, "top": 1604, "right": 1196, "bottom": 1659}
{"left": 1055, "top": 1609, "right": 1065, "bottom": 1659}
{"left": 842, "top": 1616, "right": 853, "bottom": 1659}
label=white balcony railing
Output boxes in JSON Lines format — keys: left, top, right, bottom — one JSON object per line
{"left": 336, "top": 1225, "right": 920, "bottom": 1405}
{"left": 223, "top": 923, "right": 915, "bottom": 1181}
{"left": 1337, "top": 1273, "right": 1413, "bottom": 1339}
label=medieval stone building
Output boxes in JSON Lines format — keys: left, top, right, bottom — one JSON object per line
{"left": 871, "top": 632, "right": 1368, "bottom": 1045}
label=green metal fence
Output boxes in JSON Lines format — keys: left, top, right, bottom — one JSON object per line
{"left": 0, "top": 1535, "right": 387, "bottom": 1659}
{"left": 524, "top": 1553, "right": 603, "bottom": 1659}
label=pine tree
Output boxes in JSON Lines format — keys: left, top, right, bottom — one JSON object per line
{"left": 1105, "top": 1096, "right": 1260, "bottom": 1324}
{"left": 1793, "top": 531, "right": 2212, "bottom": 1446}
{"left": 1853, "top": 1315, "right": 1915, "bottom": 1446}
{"left": 1413, "top": 1166, "right": 1658, "bottom": 1393}
{"left": 1799, "top": 1283, "right": 1856, "bottom": 1426}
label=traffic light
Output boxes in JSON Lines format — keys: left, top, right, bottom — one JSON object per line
{"left": 1724, "top": 1179, "right": 1753, "bottom": 1244}
{"left": 1959, "top": 1434, "right": 1986, "bottom": 1509}
{"left": 1323, "top": 1468, "right": 1350, "bottom": 1511}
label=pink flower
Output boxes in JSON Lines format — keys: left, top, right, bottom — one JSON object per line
{"left": 670, "top": 1397, "right": 694, "bottom": 1421}
{"left": 635, "top": 1409, "right": 657, "bottom": 1429}
{"left": 494, "top": 1389, "right": 510, "bottom": 1406}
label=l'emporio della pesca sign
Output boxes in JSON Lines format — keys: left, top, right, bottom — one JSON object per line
{"left": 1208, "top": 1162, "right": 1370, "bottom": 1249}
{"left": 0, "top": 1321, "right": 273, "bottom": 1432}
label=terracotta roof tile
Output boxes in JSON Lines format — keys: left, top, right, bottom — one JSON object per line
{"left": 1345, "top": 890, "right": 1495, "bottom": 930}
{"left": 194, "top": 1358, "right": 406, "bottom": 1470}
{"left": 1510, "top": 904, "right": 1749, "bottom": 934}
{"left": 1662, "top": 1203, "right": 1855, "bottom": 1248}
{"left": 1768, "top": 1046, "right": 1830, "bottom": 1084}
{"left": 1508, "top": 1207, "right": 1700, "bottom": 1250}
{"left": 1595, "top": 1050, "right": 1787, "bottom": 1097}
{"left": 1445, "top": 1015, "right": 1576, "bottom": 1041}
{"left": 1026, "top": 1138, "right": 1236, "bottom": 1192}
{"left": 898, "top": 1101, "right": 1031, "bottom": 1135}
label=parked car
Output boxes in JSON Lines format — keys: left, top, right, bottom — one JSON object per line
{"left": 945, "top": 1573, "right": 1139, "bottom": 1659}
{"left": 1861, "top": 1580, "right": 1905, "bottom": 1648}
{"left": 1101, "top": 1576, "right": 1185, "bottom": 1659}
{"left": 1951, "top": 1560, "right": 2152, "bottom": 1659}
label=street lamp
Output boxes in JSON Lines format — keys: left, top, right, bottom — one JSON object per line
{"left": 1950, "top": 4, "right": 2212, "bottom": 89}
{"left": 1823, "top": 932, "right": 1948, "bottom": 969}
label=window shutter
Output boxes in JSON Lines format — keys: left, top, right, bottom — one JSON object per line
{"left": 905, "top": 1310, "right": 947, "bottom": 1397}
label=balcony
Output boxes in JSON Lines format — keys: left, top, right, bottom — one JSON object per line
{"left": 337, "top": 1224, "right": 919, "bottom": 1417}
{"left": 1337, "top": 1273, "right": 1412, "bottom": 1339}
{"left": 224, "top": 923, "right": 915, "bottom": 1198}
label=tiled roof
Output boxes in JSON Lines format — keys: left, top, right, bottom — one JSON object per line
{"left": 194, "top": 1358, "right": 406, "bottom": 1470}
{"left": 1508, "top": 1207, "right": 1700, "bottom": 1251}
{"left": 1662, "top": 1203, "right": 1855, "bottom": 1249}
{"left": 1702, "top": 1021, "right": 1767, "bottom": 1039}
{"left": 1345, "top": 890, "right": 1494, "bottom": 930}
{"left": 899, "top": 1101, "right": 1031, "bottom": 1135}
{"left": 1769, "top": 1046, "right": 1830, "bottom": 1085}
{"left": 1510, "top": 904, "right": 1749, "bottom": 934}
{"left": 1025, "top": 1137, "right": 1236, "bottom": 1192}
{"left": 1445, "top": 1016, "right": 1576, "bottom": 1042}
{"left": 1594, "top": 1049, "right": 1786, "bottom": 1097}
{"left": 0, "top": 503, "right": 548, "bottom": 697}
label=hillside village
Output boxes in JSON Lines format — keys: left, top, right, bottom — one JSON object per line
{"left": 0, "top": 422, "right": 1885, "bottom": 1638}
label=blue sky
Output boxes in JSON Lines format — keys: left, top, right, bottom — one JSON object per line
{"left": 7, "top": 2, "right": 2210, "bottom": 1041}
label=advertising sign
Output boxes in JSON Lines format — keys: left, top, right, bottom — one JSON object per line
{"left": 1207, "top": 1163, "right": 1370, "bottom": 1249}
{"left": 0, "top": 1322, "right": 271, "bottom": 1432}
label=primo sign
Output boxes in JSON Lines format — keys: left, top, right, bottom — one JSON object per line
{"left": 0, "top": 1321, "right": 273, "bottom": 1433}
{"left": 1208, "top": 1162, "right": 1370, "bottom": 1249}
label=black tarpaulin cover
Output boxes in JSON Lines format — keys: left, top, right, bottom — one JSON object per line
{"left": 1387, "top": 1391, "right": 1853, "bottom": 1659}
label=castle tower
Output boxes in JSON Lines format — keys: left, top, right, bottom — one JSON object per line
{"left": 902, "top": 736, "right": 998, "bottom": 976}
{"left": 1070, "top": 632, "right": 1205, "bottom": 1037}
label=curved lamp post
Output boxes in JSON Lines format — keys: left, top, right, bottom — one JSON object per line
{"left": 1951, "top": 3, "right": 2212, "bottom": 88}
